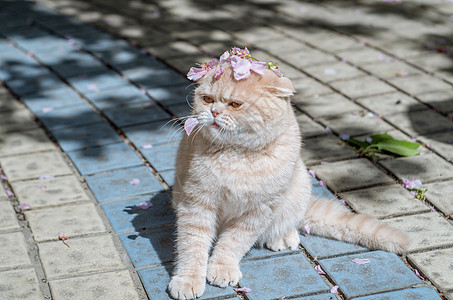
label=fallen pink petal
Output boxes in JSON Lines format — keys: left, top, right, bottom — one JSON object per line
{"left": 233, "top": 287, "right": 252, "bottom": 293}
{"left": 315, "top": 265, "right": 326, "bottom": 275}
{"left": 87, "top": 84, "right": 99, "bottom": 92}
{"left": 351, "top": 258, "right": 371, "bottom": 265}
{"left": 308, "top": 169, "right": 316, "bottom": 178}
{"left": 330, "top": 285, "right": 340, "bottom": 293}
{"left": 130, "top": 178, "right": 141, "bottom": 185}
{"left": 304, "top": 222, "right": 311, "bottom": 235}
{"left": 401, "top": 178, "right": 422, "bottom": 189}
{"left": 39, "top": 174, "right": 54, "bottom": 180}
{"left": 18, "top": 203, "right": 31, "bottom": 210}
{"left": 184, "top": 117, "right": 199, "bottom": 136}
{"left": 6, "top": 189, "right": 14, "bottom": 197}
{"left": 42, "top": 107, "right": 54, "bottom": 113}
{"left": 1, "top": 175, "right": 7, "bottom": 180}
{"left": 141, "top": 144, "right": 153, "bottom": 149}
{"left": 319, "top": 180, "right": 327, "bottom": 188}
{"left": 138, "top": 201, "right": 153, "bottom": 210}
{"left": 414, "top": 269, "right": 425, "bottom": 280}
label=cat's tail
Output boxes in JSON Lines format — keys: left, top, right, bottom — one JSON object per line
{"left": 304, "top": 197, "right": 410, "bottom": 254}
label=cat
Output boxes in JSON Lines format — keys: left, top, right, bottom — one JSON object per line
{"left": 168, "top": 61, "right": 409, "bottom": 300}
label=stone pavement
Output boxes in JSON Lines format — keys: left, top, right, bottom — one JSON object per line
{"left": 0, "top": 0, "right": 453, "bottom": 299}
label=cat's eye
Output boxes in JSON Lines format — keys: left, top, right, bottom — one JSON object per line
{"left": 203, "top": 96, "right": 214, "bottom": 104}
{"left": 229, "top": 101, "right": 242, "bottom": 108}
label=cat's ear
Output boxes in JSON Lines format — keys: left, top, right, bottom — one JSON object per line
{"left": 264, "top": 77, "right": 295, "bottom": 99}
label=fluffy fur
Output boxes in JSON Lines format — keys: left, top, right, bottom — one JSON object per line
{"left": 168, "top": 65, "right": 409, "bottom": 300}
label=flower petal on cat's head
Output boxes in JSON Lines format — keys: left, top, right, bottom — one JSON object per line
{"left": 251, "top": 61, "right": 267, "bottom": 75}
{"left": 263, "top": 77, "right": 295, "bottom": 98}
{"left": 187, "top": 67, "right": 208, "bottom": 81}
{"left": 230, "top": 56, "right": 252, "bottom": 80}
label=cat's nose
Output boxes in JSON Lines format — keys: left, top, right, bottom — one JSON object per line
{"left": 211, "top": 110, "right": 220, "bottom": 117}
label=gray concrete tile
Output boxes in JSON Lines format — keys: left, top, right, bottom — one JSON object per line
{"left": 0, "top": 129, "right": 56, "bottom": 157}
{"left": 0, "top": 231, "right": 32, "bottom": 269}
{"left": 319, "top": 110, "right": 393, "bottom": 136}
{"left": 302, "top": 135, "right": 358, "bottom": 164}
{"left": 285, "top": 49, "right": 338, "bottom": 68}
{"left": 312, "top": 158, "right": 394, "bottom": 192}
{"left": 383, "top": 213, "right": 453, "bottom": 252}
{"left": 340, "top": 184, "right": 430, "bottom": 219}
{"left": 0, "top": 110, "right": 38, "bottom": 134}
{"left": 296, "top": 113, "right": 328, "bottom": 138}
{"left": 0, "top": 268, "right": 43, "bottom": 300}
{"left": 357, "top": 92, "right": 426, "bottom": 117}
{"left": 292, "top": 78, "right": 333, "bottom": 99}
{"left": 0, "top": 201, "right": 20, "bottom": 231}
{"left": 407, "top": 54, "right": 453, "bottom": 73}
{"left": 416, "top": 90, "right": 453, "bottom": 114}
{"left": 409, "top": 247, "right": 453, "bottom": 291}
{"left": 39, "top": 235, "right": 124, "bottom": 279}
{"left": 49, "top": 270, "right": 140, "bottom": 300}
{"left": 11, "top": 175, "right": 90, "bottom": 208}
{"left": 423, "top": 180, "right": 453, "bottom": 216}
{"left": 304, "top": 61, "right": 365, "bottom": 83}
{"left": 330, "top": 76, "right": 396, "bottom": 99}
{"left": 25, "top": 203, "right": 106, "bottom": 242}
{"left": 338, "top": 47, "right": 392, "bottom": 65}
{"left": 389, "top": 75, "right": 453, "bottom": 96}
{"left": 384, "top": 110, "right": 453, "bottom": 136}
{"left": 295, "top": 93, "right": 362, "bottom": 118}
{"left": 0, "top": 90, "right": 24, "bottom": 112}
{"left": 360, "top": 61, "right": 423, "bottom": 79}
{"left": 1, "top": 151, "right": 73, "bottom": 182}
{"left": 379, "top": 154, "right": 453, "bottom": 183}
{"left": 419, "top": 131, "right": 453, "bottom": 162}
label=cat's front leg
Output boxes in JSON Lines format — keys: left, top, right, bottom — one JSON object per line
{"left": 207, "top": 208, "right": 271, "bottom": 288}
{"left": 168, "top": 201, "right": 217, "bottom": 300}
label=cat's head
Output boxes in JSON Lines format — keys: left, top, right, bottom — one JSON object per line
{"left": 190, "top": 64, "right": 296, "bottom": 149}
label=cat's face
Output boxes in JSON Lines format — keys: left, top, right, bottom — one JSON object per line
{"left": 191, "top": 64, "right": 295, "bottom": 149}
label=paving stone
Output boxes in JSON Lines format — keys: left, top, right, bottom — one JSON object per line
{"left": 239, "top": 254, "right": 330, "bottom": 299}
{"left": 409, "top": 247, "right": 453, "bottom": 291}
{"left": 0, "top": 201, "right": 20, "bottom": 231}
{"left": 277, "top": 63, "right": 305, "bottom": 81}
{"left": 35, "top": 104, "right": 103, "bottom": 130}
{"left": 284, "top": 49, "right": 338, "bottom": 68}
{"left": 296, "top": 113, "right": 328, "bottom": 138}
{"left": 380, "top": 154, "right": 453, "bottom": 183}
{"left": 0, "top": 231, "right": 32, "bottom": 269}
{"left": 129, "top": 68, "right": 188, "bottom": 89}
{"left": 141, "top": 142, "right": 178, "bottom": 171}
{"left": 354, "top": 286, "right": 441, "bottom": 300}
{"left": 25, "top": 202, "right": 106, "bottom": 242}
{"left": 384, "top": 110, "right": 453, "bottom": 136}
{"left": 0, "top": 129, "right": 56, "bottom": 157}
{"left": 67, "top": 71, "right": 128, "bottom": 95}
{"left": 242, "top": 246, "right": 298, "bottom": 262}
{"left": 423, "top": 180, "right": 453, "bottom": 216}
{"left": 67, "top": 142, "right": 143, "bottom": 175}
{"left": 11, "top": 175, "right": 90, "bottom": 208}
{"left": 291, "top": 293, "right": 335, "bottom": 300}
{"left": 310, "top": 176, "right": 338, "bottom": 201}
{"left": 145, "top": 84, "right": 195, "bottom": 106}
{"left": 6, "top": 73, "right": 64, "bottom": 96}
{"left": 119, "top": 226, "right": 175, "bottom": 267}
{"left": 50, "top": 54, "right": 107, "bottom": 78}
{"left": 167, "top": 103, "right": 191, "bottom": 118}
{"left": 330, "top": 76, "right": 396, "bottom": 99}
{"left": 160, "top": 169, "right": 176, "bottom": 187}
{"left": 295, "top": 93, "right": 362, "bottom": 118}
{"left": 302, "top": 135, "right": 357, "bottom": 164}
{"left": 164, "top": 54, "right": 212, "bottom": 74}
{"left": 1, "top": 151, "right": 72, "bottom": 182}
{"left": 337, "top": 47, "right": 392, "bottom": 65}
{"left": 0, "top": 268, "right": 43, "bottom": 300}
{"left": 383, "top": 213, "right": 453, "bottom": 252}
{"left": 304, "top": 61, "right": 365, "bottom": 83}
{"left": 0, "top": 90, "right": 25, "bottom": 112}
{"left": 312, "top": 158, "right": 394, "bottom": 192}
{"left": 85, "top": 166, "right": 164, "bottom": 202}
{"left": 376, "top": 40, "right": 431, "bottom": 59}
{"left": 407, "top": 54, "right": 453, "bottom": 73}
{"left": 416, "top": 90, "right": 453, "bottom": 114}
{"left": 138, "top": 265, "right": 236, "bottom": 300}
{"left": 389, "top": 75, "right": 453, "bottom": 96}
{"left": 235, "top": 27, "right": 286, "bottom": 44}
{"left": 122, "top": 120, "right": 183, "bottom": 147}
{"left": 360, "top": 61, "right": 423, "bottom": 79}
{"left": 101, "top": 193, "right": 174, "bottom": 233}
{"left": 339, "top": 184, "right": 430, "bottom": 219}
{"left": 51, "top": 122, "right": 123, "bottom": 151}
{"left": 103, "top": 101, "right": 170, "bottom": 127}
{"left": 291, "top": 78, "right": 333, "bottom": 99}
{"left": 319, "top": 251, "right": 421, "bottom": 298}
{"left": 319, "top": 110, "right": 393, "bottom": 137}
{"left": 84, "top": 84, "right": 149, "bottom": 110}
{"left": 39, "top": 235, "right": 125, "bottom": 279}
{"left": 357, "top": 92, "right": 426, "bottom": 117}
{"left": 300, "top": 235, "right": 367, "bottom": 260}
{"left": 145, "top": 41, "right": 200, "bottom": 59}
{"left": 419, "top": 131, "right": 453, "bottom": 162}
{"left": 0, "top": 109, "right": 38, "bottom": 133}
{"left": 20, "top": 87, "right": 86, "bottom": 113}
{"left": 49, "top": 270, "right": 141, "bottom": 300}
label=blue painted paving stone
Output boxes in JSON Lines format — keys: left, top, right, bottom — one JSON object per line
{"left": 67, "top": 71, "right": 128, "bottom": 95}
{"left": 310, "top": 176, "right": 337, "bottom": 201}
{"left": 34, "top": 104, "right": 102, "bottom": 130}
{"left": 5, "top": 73, "right": 64, "bottom": 96}
{"left": 119, "top": 225, "right": 176, "bottom": 267}
{"left": 104, "top": 48, "right": 167, "bottom": 73}
{"left": 84, "top": 85, "right": 149, "bottom": 110}
{"left": 103, "top": 101, "right": 170, "bottom": 127}
{"left": 292, "top": 294, "right": 335, "bottom": 300}
{"left": 85, "top": 166, "right": 163, "bottom": 202}
{"left": 51, "top": 122, "right": 122, "bottom": 151}
{"left": 0, "top": 56, "right": 47, "bottom": 81}
{"left": 21, "top": 87, "right": 86, "bottom": 112}
{"left": 138, "top": 265, "right": 236, "bottom": 300}
{"left": 147, "top": 84, "right": 195, "bottom": 106}
{"left": 159, "top": 169, "right": 176, "bottom": 187}
{"left": 122, "top": 120, "right": 182, "bottom": 147}
{"left": 101, "top": 193, "right": 175, "bottom": 233}
{"left": 239, "top": 254, "right": 330, "bottom": 299}
{"left": 66, "top": 142, "right": 143, "bottom": 175}
{"left": 353, "top": 286, "right": 441, "bottom": 300}
{"left": 167, "top": 103, "right": 192, "bottom": 118}
{"left": 242, "top": 246, "right": 298, "bottom": 262}
{"left": 300, "top": 235, "right": 367, "bottom": 260}
{"left": 49, "top": 53, "right": 107, "bottom": 78}
{"left": 132, "top": 68, "right": 188, "bottom": 89}
{"left": 319, "top": 251, "right": 422, "bottom": 298}
{"left": 141, "top": 143, "right": 178, "bottom": 171}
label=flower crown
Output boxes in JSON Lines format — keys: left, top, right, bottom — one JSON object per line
{"left": 187, "top": 47, "right": 283, "bottom": 81}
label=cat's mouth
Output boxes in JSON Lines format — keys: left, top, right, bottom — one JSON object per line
{"left": 212, "top": 122, "right": 221, "bottom": 130}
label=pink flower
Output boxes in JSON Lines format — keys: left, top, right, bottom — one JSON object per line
{"left": 315, "top": 265, "right": 326, "bottom": 275}
{"left": 187, "top": 59, "right": 219, "bottom": 81}
{"left": 138, "top": 201, "right": 153, "bottom": 210}
{"left": 330, "top": 285, "right": 339, "bottom": 293}
{"left": 308, "top": 169, "right": 316, "bottom": 178}
{"left": 219, "top": 51, "right": 230, "bottom": 63}
{"left": 401, "top": 178, "right": 422, "bottom": 189}
{"left": 233, "top": 287, "right": 252, "bottom": 293}
{"left": 184, "top": 117, "right": 199, "bottom": 136}
{"left": 130, "top": 178, "right": 141, "bottom": 185}
{"left": 214, "top": 66, "right": 224, "bottom": 79}
{"left": 250, "top": 61, "right": 267, "bottom": 75}
{"left": 351, "top": 258, "right": 370, "bottom": 265}
{"left": 304, "top": 222, "right": 311, "bottom": 235}
{"left": 230, "top": 56, "right": 252, "bottom": 80}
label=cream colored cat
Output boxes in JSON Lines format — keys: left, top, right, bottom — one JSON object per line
{"left": 168, "top": 64, "right": 409, "bottom": 300}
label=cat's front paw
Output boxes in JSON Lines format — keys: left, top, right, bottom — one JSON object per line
{"left": 168, "top": 275, "right": 205, "bottom": 300}
{"left": 207, "top": 262, "right": 242, "bottom": 287}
